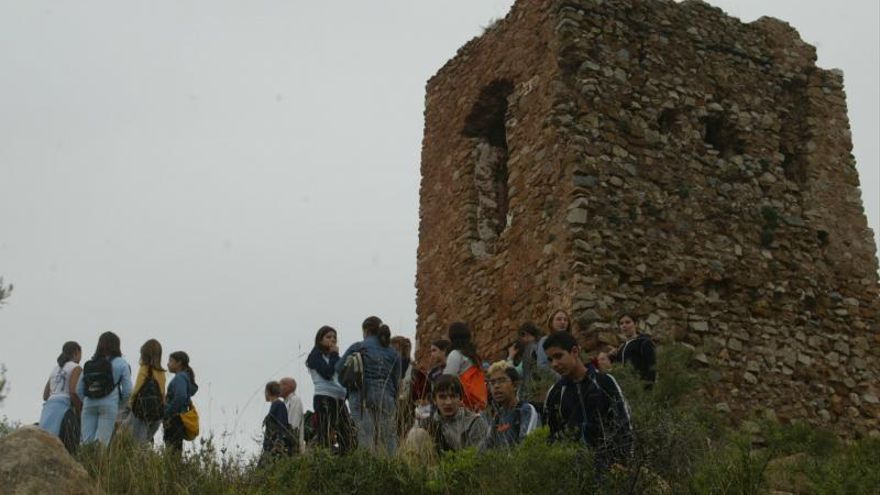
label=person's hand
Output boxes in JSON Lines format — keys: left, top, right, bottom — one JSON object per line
{"left": 507, "top": 343, "right": 517, "bottom": 360}
{"left": 331, "top": 344, "right": 339, "bottom": 354}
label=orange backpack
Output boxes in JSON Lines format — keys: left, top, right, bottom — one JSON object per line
{"left": 459, "top": 365, "right": 488, "bottom": 411}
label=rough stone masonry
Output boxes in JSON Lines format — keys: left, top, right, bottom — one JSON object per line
{"left": 415, "top": 0, "right": 880, "bottom": 437}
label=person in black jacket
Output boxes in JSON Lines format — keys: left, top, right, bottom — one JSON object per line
{"left": 261, "top": 381, "right": 294, "bottom": 464}
{"left": 609, "top": 313, "right": 657, "bottom": 386}
{"left": 543, "top": 331, "right": 633, "bottom": 471}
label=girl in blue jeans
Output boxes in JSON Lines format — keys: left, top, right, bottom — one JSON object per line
{"left": 76, "top": 331, "right": 132, "bottom": 446}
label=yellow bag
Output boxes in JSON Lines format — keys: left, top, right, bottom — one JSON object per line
{"left": 180, "top": 401, "right": 199, "bottom": 441}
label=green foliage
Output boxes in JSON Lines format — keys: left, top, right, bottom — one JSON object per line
{"left": 0, "top": 276, "right": 12, "bottom": 305}
{"left": 431, "top": 430, "right": 600, "bottom": 494}
{"left": 686, "top": 433, "right": 771, "bottom": 495}
{"left": 65, "top": 346, "right": 878, "bottom": 494}
{"left": 0, "top": 364, "right": 7, "bottom": 405}
{"left": 0, "top": 415, "right": 19, "bottom": 437}
{"left": 77, "top": 431, "right": 251, "bottom": 495}
{"left": 255, "top": 449, "right": 423, "bottom": 494}
{"left": 807, "top": 437, "right": 880, "bottom": 494}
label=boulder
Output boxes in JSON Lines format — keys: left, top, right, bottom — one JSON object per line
{"left": 0, "top": 426, "right": 101, "bottom": 495}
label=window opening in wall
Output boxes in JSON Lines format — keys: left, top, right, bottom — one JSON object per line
{"left": 702, "top": 114, "right": 743, "bottom": 158}
{"left": 463, "top": 80, "right": 514, "bottom": 252}
{"left": 658, "top": 108, "right": 680, "bottom": 134}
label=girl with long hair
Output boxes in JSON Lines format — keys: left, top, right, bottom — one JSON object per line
{"left": 336, "top": 315, "right": 402, "bottom": 455}
{"left": 163, "top": 351, "right": 198, "bottom": 451}
{"left": 127, "top": 339, "right": 166, "bottom": 443}
{"left": 39, "top": 341, "right": 83, "bottom": 452}
{"left": 306, "top": 325, "right": 353, "bottom": 454}
{"left": 536, "top": 309, "right": 572, "bottom": 370}
{"left": 76, "top": 331, "right": 133, "bottom": 446}
{"left": 443, "top": 322, "right": 487, "bottom": 411}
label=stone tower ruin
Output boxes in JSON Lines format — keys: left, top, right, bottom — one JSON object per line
{"left": 416, "top": 0, "right": 879, "bottom": 436}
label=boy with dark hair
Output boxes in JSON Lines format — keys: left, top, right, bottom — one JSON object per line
{"left": 609, "top": 313, "right": 657, "bottom": 386}
{"left": 420, "top": 374, "right": 489, "bottom": 452}
{"left": 542, "top": 332, "right": 633, "bottom": 470}
{"left": 481, "top": 361, "right": 540, "bottom": 450}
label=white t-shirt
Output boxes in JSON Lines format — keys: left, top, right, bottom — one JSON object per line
{"left": 284, "top": 393, "right": 305, "bottom": 450}
{"left": 47, "top": 361, "right": 79, "bottom": 398}
{"left": 443, "top": 350, "right": 474, "bottom": 376}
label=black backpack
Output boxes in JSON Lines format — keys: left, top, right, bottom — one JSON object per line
{"left": 132, "top": 372, "right": 164, "bottom": 421}
{"left": 82, "top": 357, "right": 118, "bottom": 399}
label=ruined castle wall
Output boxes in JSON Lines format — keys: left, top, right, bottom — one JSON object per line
{"left": 418, "top": 0, "right": 879, "bottom": 435}
{"left": 417, "top": 1, "right": 576, "bottom": 358}
{"left": 551, "top": 0, "right": 879, "bottom": 434}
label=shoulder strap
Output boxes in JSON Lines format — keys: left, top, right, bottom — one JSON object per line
{"left": 512, "top": 405, "right": 523, "bottom": 438}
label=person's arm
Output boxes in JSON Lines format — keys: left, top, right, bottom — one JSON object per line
{"left": 642, "top": 338, "right": 657, "bottom": 381}
{"left": 42, "top": 380, "right": 50, "bottom": 401}
{"left": 521, "top": 403, "right": 541, "bottom": 440}
{"left": 76, "top": 372, "right": 85, "bottom": 399}
{"left": 478, "top": 413, "right": 495, "bottom": 452}
{"left": 130, "top": 365, "right": 148, "bottom": 406}
{"left": 164, "top": 376, "right": 184, "bottom": 419}
{"left": 535, "top": 337, "right": 549, "bottom": 369}
{"left": 466, "top": 414, "right": 490, "bottom": 449}
{"left": 69, "top": 366, "right": 83, "bottom": 412}
{"left": 290, "top": 397, "right": 305, "bottom": 448}
{"left": 390, "top": 353, "right": 401, "bottom": 398}
{"left": 117, "top": 360, "right": 133, "bottom": 404}
{"left": 609, "top": 343, "right": 622, "bottom": 363}
{"left": 157, "top": 371, "right": 167, "bottom": 401}
{"left": 307, "top": 349, "right": 338, "bottom": 380}
{"left": 544, "top": 384, "right": 561, "bottom": 442}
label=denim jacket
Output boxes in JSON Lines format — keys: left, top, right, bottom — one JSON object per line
{"left": 337, "top": 335, "right": 401, "bottom": 405}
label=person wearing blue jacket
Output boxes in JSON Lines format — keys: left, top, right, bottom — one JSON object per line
{"left": 163, "top": 351, "right": 198, "bottom": 451}
{"left": 306, "top": 325, "right": 353, "bottom": 454}
{"left": 76, "top": 332, "right": 132, "bottom": 446}
{"left": 336, "top": 316, "right": 401, "bottom": 455}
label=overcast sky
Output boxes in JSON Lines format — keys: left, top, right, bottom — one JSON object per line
{"left": 1, "top": 0, "right": 877, "bottom": 456}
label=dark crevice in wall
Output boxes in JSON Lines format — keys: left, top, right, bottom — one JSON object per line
{"left": 464, "top": 80, "right": 514, "bottom": 253}
{"left": 701, "top": 113, "right": 744, "bottom": 158}
{"left": 779, "top": 76, "right": 811, "bottom": 184}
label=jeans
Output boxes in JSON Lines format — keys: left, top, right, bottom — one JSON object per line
{"left": 81, "top": 401, "right": 118, "bottom": 446}
{"left": 130, "top": 417, "right": 161, "bottom": 443}
{"left": 164, "top": 415, "right": 185, "bottom": 451}
{"left": 349, "top": 391, "right": 397, "bottom": 455}
{"left": 39, "top": 395, "right": 70, "bottom": 436}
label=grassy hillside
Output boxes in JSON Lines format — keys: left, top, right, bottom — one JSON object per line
{"left": 5, "top": 345, "right": 878, "bottom": 494}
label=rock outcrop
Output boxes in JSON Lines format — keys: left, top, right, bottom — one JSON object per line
{"left": 0, "top": 427, "right": 100, "bottom": 495}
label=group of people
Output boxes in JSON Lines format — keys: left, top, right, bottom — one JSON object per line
{"left": 38, "top": 331, "right": 198, "bottom": 452}
{"left": 272, "top": 310, "right": 657, "bottom": 472}
{"left": 36, "top": 309, "right": 657, "bottom": 475}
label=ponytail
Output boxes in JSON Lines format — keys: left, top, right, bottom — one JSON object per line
{"left": 362, "top": 315, "right": 392, "bottom": 348}
{"left": 448, "top": 322, "right": 481, "bottom": 365}
{"left": 170, "top": 350, "right": 197, "bottom": 388}
{"left": 57, "top": 341, "right": 81, "bottom": 368}
{"left": 377, "top": 324, "right": 391, "bottom": 347}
